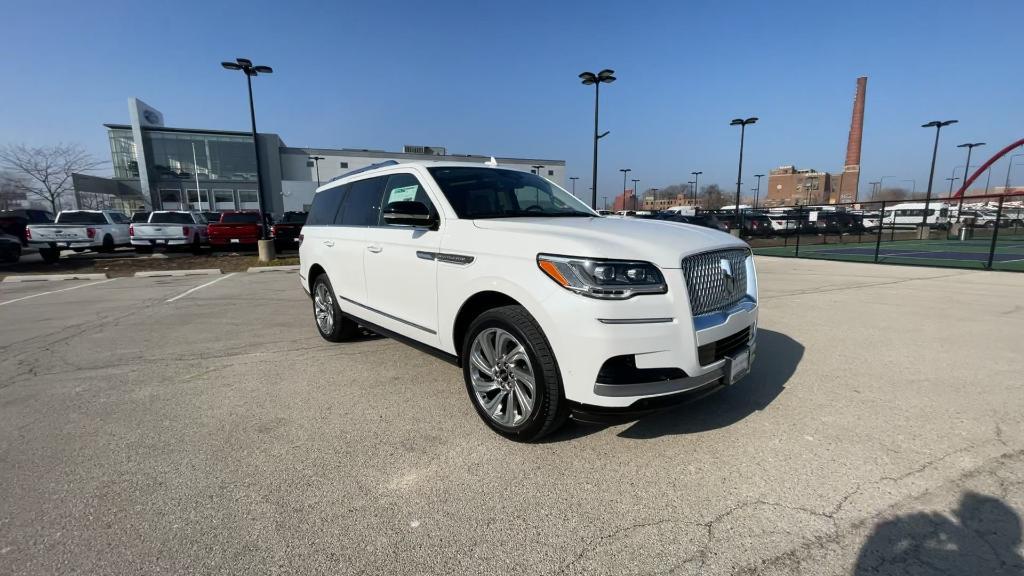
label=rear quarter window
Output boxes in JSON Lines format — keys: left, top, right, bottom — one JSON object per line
{"left": 306, "top": 184, "right": 349, "bottom": 226}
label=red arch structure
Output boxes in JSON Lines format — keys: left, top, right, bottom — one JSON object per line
{"left": 953, "top": 138, "right": 1024, "bottom": 198}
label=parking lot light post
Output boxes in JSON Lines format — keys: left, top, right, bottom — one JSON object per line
{"left": 688, "top": 181, "right": 696, "bottom": 205}
{"left": 954, "top": 143, "right": 984, "bottom": 222}
{"left": 869, "top": 181, "right": 880, "bottom": 201}
{"left": 730, "top": 117, "right": 758, "bottom": 235}
{"left": 569, "top": 176, "right": 579, "bottom": 197}
{"left": 921, "top": 119, "right": 958, "bottom": 228}
{"left": 579, "top": 69, "right": 616, "bottom": 209}
{"left": 753, "top": 174, "right": 764, "bottom": 209}
{"left": 619, "top": 168, "right": 631, "bottom": 204}
{"left": 946, "top": 177, "right": 960, "bottom": 196}
{"left": 691, "top": 171, "right": 702, "bottom": 205}
{"left": 309, "top": 155, "right": 324, "bottom": 187}
{"left": 631, "top": 179, "right": 640, "bottom": 210}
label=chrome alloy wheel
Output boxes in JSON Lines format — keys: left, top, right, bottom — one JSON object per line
{"left": 468, "top": 327, "right": 537, "bottom": 427}
{"left": 314, "top": 282, "right": 335, "bottom": 334}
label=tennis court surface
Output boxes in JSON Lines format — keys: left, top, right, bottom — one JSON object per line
{"left": 753, "top": 235, "right": 1024, "bottom": 271}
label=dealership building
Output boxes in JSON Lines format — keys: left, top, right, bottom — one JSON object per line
{"left": 73, "top": 98, "right": 567, "bottom": 214}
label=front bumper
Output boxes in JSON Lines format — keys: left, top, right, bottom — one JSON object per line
{"left": 538, "top": 256, "right": 758, "bottom": 409}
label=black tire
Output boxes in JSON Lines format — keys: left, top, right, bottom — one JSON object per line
{"left": 191, "top": 236, "right": 203, "bottom": 255}
{"left": 39, "top": 246, "right": 59, "bottom": 263}
{"left": 97, "top": 235, "right": 115, "bottom": 252}
{"left": 134, "top": 245, "right": 153, "bottom": 255}
{"left": 461, "top": 305, "right": 568, "bottom": 442}
{"left": 311, "top": 274, "right": 359, "bottom": 342}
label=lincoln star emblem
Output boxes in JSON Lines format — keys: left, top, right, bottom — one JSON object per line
{"left": 720, "top": 259, "right": 736, "bottom": 291}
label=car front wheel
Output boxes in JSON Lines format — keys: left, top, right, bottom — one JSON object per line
{"left": 312, "top": 274, "right": 358, "bottom": 342}
{"left": 462, "top": 305, "right": 568, "bottom": 442}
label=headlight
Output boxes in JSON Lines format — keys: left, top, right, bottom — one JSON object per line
{"left": 537, "top": 254, "right": 667, "bottom": 299}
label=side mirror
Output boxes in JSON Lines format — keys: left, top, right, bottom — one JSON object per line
{"left": 383, "top": 201, "right": 437, "bottom": 228}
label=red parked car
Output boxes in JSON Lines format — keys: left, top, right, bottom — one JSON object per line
{"left": 207, "top": 211, "right": 267, "bottom": 249}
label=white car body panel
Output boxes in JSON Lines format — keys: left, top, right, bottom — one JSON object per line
{"left": 26, "top": 210, "right": 131, "bottom": 248}
{"left": 130, "top": 211, "right": 209, "bottom": 246}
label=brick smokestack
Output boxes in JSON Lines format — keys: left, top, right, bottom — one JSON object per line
{"left": 845, "top": 77, "right": 867, "bottom": 168}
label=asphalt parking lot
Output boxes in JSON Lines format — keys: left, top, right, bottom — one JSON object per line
{"left": 1, "top": 258, "right": 1022, "bottom": 575}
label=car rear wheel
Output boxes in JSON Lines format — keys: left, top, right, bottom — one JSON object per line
{"left": 39, "top": 246, "right": 59, "bottom": 263}
{"left": 312, "top": 274, "right": 359, "bottom": 342}
{"left": 462, "top": 305, "right": 568, "bottom": 442}
{"left": 97, "top": 235, "right": 115, "bottom": 252}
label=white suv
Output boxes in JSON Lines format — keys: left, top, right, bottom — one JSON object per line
{"left": 299, "top": 161, "right": 758, "bottom": 441}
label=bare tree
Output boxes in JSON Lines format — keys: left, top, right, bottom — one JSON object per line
{"left": 0, "top": 144, "right": 106, "bottom": 213}
{"left": 702, "top": 184, "right": 726, "bottom": 209}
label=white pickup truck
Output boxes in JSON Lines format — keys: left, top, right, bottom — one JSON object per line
{"left": 26, "top": 210, "right": 132, "bottom": 253}
{"left": 129, "top": 211, "right": 209, "bottom": 254}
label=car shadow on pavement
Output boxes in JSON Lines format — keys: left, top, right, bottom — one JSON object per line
{"left": 547, "top": 329, "right": 802, "bottom": 441}
{"left": 853, "top": 491, "right": 1024, "bottom": 575}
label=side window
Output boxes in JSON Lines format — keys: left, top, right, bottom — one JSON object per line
{"left": 306, "top": 183, "right": 348, "bottom": 226}
{"left": 337, "top": 176, "right": 386, "bottom": 226}
{"left": 381, "top": 173, "right": 435, "bottom": 224}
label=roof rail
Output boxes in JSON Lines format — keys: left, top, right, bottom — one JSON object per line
{"left": 327, "top": 160, "right": 400, "bottom": 183}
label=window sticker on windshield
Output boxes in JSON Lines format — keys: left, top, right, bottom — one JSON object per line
{"left": 389, "top": 185, "right": 418, "bottom": 203}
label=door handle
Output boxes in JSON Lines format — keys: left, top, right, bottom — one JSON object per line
{"left": 367, "top": 245, "right": 382, "bottom": 253}
{"left": 323, "top": 240, "right": 335, "bottom": 247}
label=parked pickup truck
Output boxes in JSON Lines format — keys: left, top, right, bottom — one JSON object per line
{"left": 130, "top": 211, "right": 208, "bottom": 254}
{"left": 0, "top": 209, "right": 60, "bottom": 263}
{"left": 26, "top": 210, "right": 132, "bottom": 253}
{"left": 270, "top": 211, "right": 307, "bottom": 251}
{"left": 207, "top": 211, "right": 266, "bottom": 249}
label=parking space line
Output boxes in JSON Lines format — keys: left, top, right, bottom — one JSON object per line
{"left": 166, "top": 273, "right": 236, "bottom": 303}
{"left": 0, "top": 278, "right": 117, "bottom": 307}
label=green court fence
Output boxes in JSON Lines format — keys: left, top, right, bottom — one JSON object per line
{"left": 746, "top": 192, "right": 1024, "bottom": 272}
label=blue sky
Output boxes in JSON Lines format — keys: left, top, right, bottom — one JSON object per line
{"left": 2, "top": 0, "right": 1021, "bottom": 202}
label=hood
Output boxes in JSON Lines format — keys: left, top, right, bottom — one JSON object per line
{"left": 471, "top": 216, "right": 747, "bottom": 268}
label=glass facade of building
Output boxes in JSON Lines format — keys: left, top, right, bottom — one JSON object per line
{"left": 108, "top": 129, "right": 139, "bottom": 179}
{"left": 142, "top": 130, "right": 257, "bottom": 182}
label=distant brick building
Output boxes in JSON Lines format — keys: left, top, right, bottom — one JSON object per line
{"left": 642, "top": 193, "right": 693, "bottom": 211}
{"left": 764, "top": 166, "right": 833, "bottom": 206}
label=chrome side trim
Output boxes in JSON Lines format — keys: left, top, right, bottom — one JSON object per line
{"left": 337, "top": 295, "right": 437, "bottom": 335}
{"left": 692, "top": 297, "right": 756, "bottom": 331}
{"left": 415, "top": 251, "right": 474, "bottom": 265}
{"left": 597, "top": 318, "right": 674, "bottom": 325}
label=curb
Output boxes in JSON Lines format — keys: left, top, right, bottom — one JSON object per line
{"left": 2, "top": 273, "right": 109, "bottom": 283}
{"left": 135, "top": 269, "right": 222, "bottom": 278}
{"left": 246, "top": 265, "right": 299, "bottom": 273}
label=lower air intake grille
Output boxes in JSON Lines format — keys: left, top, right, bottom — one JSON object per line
{"left": 697, "top": 327, "right": 751, "bottom": 366}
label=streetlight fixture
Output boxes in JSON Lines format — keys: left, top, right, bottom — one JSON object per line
{"left": 730, "top": 117, "right": 758, "bottom": 231}
{"left": 631, "top": 178, "right": 640, "bottom": 210}
{"left": 619, "top": 168, "right": 631, "bottom": 209}
{"left": 869, "top": 180, "right": 881, "bottom": 200}
{"left": 221, "top": 57, "right": 273, "bottom": 240}
{"left": 579, "top": 69, "right": 616, "bottom": 210}
{"left": 532, "top": 164, "right": 545, "bottom": 176}
{"left": 308, "top": 155, "right": 324, "bottom": 187}
{"left": 955, "top": 143, "right": 984, "bottom": 210}
{"left": 691, "top": 171, "right": 702, "bottom": 206}
{"left": 569, "top": 176, "right": 579, "bottom": 197}
{"left": 946, "top": 176, "right": 960, "bottom": 195}
{"left": 921, "top": 119, "right": 958, "bottom": 227}
{"left": 753, "top": 174, "right": 764, "bottom": 209}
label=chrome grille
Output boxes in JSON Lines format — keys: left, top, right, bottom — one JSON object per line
{"left": 681, "top": 249, "right": 750, "bottom": 316}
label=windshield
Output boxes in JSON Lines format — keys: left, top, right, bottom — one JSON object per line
{"left": 149, "top": 212, "right": 194, "bottom": 224}
{"left": 427, "top": 167, "right": 596, "bottom": 219}
{"left": 56, "top": 211, "right": 106, "bottom": 225}
{"left": 221, "top": 213, "right": 261, "bottom": 224}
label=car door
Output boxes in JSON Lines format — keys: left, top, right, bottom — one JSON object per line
{"left": 303, "top": 182, "right": 349, "bottom": 294}
{"left": 327, "top": 177, "right": 387, "bottom": 310}
{"left": 362, "top": 171, "right": 442, "bottom": 342}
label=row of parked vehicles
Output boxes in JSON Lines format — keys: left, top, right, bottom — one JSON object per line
{"left": 0, "top": 208, "right": 308, "bottom": 263}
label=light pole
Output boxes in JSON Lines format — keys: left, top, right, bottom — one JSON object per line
{"left": 691, "top": 171, "right": 702, "bottom": 206}
{"left": 631, "top": 178, "right": 640, "bottom": 210}
{"left": 921, "top": 119, "right": 958, "bottom": 226}
{"left": 309, "top": 155, "right": 324, "bottom": 187}
{"left": 946, "top": 177, "right": 960, "bottom": 196}
{"left": 869, "top": 181, "right": 881, "bottom": 200}
{"left": 580, "top": 69, "right": 616, "bottom": 209}
{"left": 687, "top": 181, "right": 696, "bottom": 206}
{"left": 619, "top": 168, "right": 631, "bottom": 209}
{"left": 730, "top": 117, "right": 758, "bottom": 231}
{"left": 222, "top": 57, "right": 273, "bottom": 240}
{"left": 901, "top": 179, "right": 916, "bottom": 196}
{"left": 753, "top": 174, "right": 764, "bottom": 209}
{"left": 956, "top": 142, "right": 985, "bottom": 197}
{"left": 877, "top": 176, "right": 894, "bottom": 199}
{"left": 532, "top": 164, "right": 544, "bottom": 176}
{"left": 1004, "top": 154, "right": 1024, "bottom": 192}
{"left": 569, "top": 176, "right": 579, "bottom": 197}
